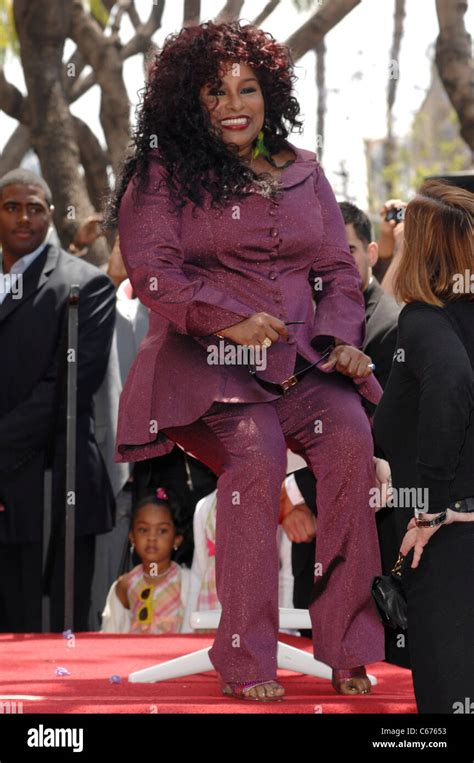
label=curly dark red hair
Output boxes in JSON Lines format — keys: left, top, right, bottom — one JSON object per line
{"left": 105, "top": 20, "right": 303, "bottom": 225}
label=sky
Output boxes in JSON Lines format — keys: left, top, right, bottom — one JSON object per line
{"left": 1, "top": 0, "right": 473, "bottom": 207}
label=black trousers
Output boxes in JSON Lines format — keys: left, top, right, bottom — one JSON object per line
{"left": 401, "top": 518, "right": 474, "bottom": 713}
{"left": 0, "top": 535, "right": 95, "bottom": 633}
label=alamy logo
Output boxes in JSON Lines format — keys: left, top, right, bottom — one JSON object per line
{"left": 207, "top": 339, "right": 267, "bottom": 370}
{"left": 27, "top": 724, "right": 84, "bottom": 753}
{"left": 453, "top": 698, "right": 474, "bottom": 713}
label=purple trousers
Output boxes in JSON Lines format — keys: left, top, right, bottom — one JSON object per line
{"left": 163, "top": 367, "right": 385, "bottom": 683}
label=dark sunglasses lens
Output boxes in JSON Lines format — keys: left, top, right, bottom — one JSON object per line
{"left": 138, "top": 606, "right": 148, "bottom": 622}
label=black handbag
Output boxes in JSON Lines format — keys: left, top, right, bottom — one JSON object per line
{"left": 371, "top": 552, "right": 407, "bottom": 631}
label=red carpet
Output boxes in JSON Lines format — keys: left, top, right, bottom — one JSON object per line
{"left": 0, "top": 632, "right": 416, "bottom": 714}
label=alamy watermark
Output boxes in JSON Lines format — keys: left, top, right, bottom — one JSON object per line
{"left": 207, "top": 339, "right": 267, "bottom": 370}
{"left": 369, "top": 486, "right": 429, "bottom": 511}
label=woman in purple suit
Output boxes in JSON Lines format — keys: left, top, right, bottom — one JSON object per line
{"left": 107, "top": 21, "right": 384, "bottom": 701}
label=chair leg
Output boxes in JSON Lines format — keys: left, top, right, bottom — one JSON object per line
{"left": 277, "top": 641, "right": 332, "bottom": 678}
{"left": 128, "top": 647, "right": 213, "bottom": 683}
{"left": 277, "top": 642, "right": 377, "bottom": 686}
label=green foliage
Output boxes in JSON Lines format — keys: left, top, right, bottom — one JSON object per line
{"left": 370, "top": 86, "right": 472, "bottom": 212}
{"left": 86, "top": 0, "right": 110, "bottom": 28}
{"left": 0, "top": 0, "right": 19, "bottom": 64}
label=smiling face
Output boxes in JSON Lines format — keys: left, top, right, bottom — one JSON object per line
{"left": 0, "top": 183, "right": 52, "bottom": 260}
{"left": 129, "top": 503, "right": 182, "bottom": 571}
{"left": 200, "top": 61, "right": 265, "bottom": 157}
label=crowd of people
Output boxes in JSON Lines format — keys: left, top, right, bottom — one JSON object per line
{"left": 0, "top": 20, "right": 473, "bottom": 713}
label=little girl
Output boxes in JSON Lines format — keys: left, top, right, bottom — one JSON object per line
{"left": 101, "top": 488, "right": 194, "bottom": 633}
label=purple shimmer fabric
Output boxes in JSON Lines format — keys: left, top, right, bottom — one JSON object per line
{"left": 162, "top": 366, "right": 385, "bottom": 679}
{"left": 115, "top": 143, "right": 382, "bottom": 463}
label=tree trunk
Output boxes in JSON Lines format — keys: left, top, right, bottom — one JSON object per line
{"left": 13, "top": 0, "right": 109, "bottom": 265}
{"left": 286, "top": 0, "right": 361, "bottom": 60}
{"left": 435, "top": 0, "right": 474, "bottom": 154}
{"left": 0, "top": 125, "right": 31, "bottom": 176}
{"left": 183, "top": 0, "right": 201, "bottom": 25}
{"left": 384, "top": 0, "right": 406, "bottom": 195}
{"left": 74, "top": 117, "right": 110, "bottom": 212}
{"left": 252, "top": 0, "right": 281, "bottom": 27}
{"left": 315, "top": 39, "right": 326, "bottom": 161}
{"left": 70, "top": 0, "right": 130, "bottom": 175}
{"left": 215, "top": 0, "right": 245, "bottom": 23}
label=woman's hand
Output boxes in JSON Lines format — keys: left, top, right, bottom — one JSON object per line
{"left": 216, "top": 312, "right": 289, "bottom": 347}
{"left": 320, "top": 342, "right": 373, "bottom": 378}
{"left": 400, "top": 521, "right": 441, "bottom": 569}
{"left": 372, "top": 456, "right": 393, "bottom": 511}
{"left": 400, "top": 509, "right": 474, "bottom": 568}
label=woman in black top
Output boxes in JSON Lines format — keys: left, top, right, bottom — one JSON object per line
{"left": 374, "top": 180, "right": 474, "bottom": 713}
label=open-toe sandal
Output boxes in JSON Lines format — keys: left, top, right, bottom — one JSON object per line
{"left": 331, "top": 666, "right": 371, "bottom": 695}
{"left": 219, "top": 678, "right": 285, "bottom": 702}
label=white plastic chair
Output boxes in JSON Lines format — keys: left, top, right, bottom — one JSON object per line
{"left": 128, "top": 608, "right": 377, "bottom": 686}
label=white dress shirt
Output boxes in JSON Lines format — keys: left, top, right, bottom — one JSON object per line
{"left": 0, "top": 230, "right": 51, "bottom": 305}
{"left": 284, "top": 473, "right": 306, "bottom": 506}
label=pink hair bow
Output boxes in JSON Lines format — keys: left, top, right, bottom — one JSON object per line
{"left": 156, "top": 487, "right": 168, "bottom": 500}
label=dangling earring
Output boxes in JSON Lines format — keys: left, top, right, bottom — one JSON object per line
{"left": 173, "top": 545, "right": 178, "bottom": 551}
{"left": 252, "top": 130, "right": 271, "bottom": 161}
{"left": 129, "top": 542, "right": 135, "bottom": 567}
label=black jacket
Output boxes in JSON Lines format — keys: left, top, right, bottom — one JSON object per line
{"left": 363, "top": 277, "right": 401, "bottom": 389}
{"left": 0, "top": 244, "right": 116, "bottom": 543}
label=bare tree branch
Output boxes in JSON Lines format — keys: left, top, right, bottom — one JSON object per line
{"left": 315, "top": 38, "right": 326, "bottom": 160}
{"left": 183, "top": 0, "right": 201, "bottom": 26}
{"left": 215, "top": 0, "right": 245, "bottom": 23}
{"left": 387, "top": 0, "right": 405, "bottom": 119}
{"left": 127, "top": 0, "right": 141, "bottom": 29}
{"left": 0, "top": 124, "right": 31, "bottom": 176}
{"left": 286, "top": 0, "right": 361, "bottom": 61}
{"left": 13, "top": 0, "right": 109, "bottom": 265}
{"left": 64, "top": 48, "right": 88, "bottom": 95}
{"left": 74, "top": 116, "right": 110, "bottom": 211}
{"left": 252, "top": 0, "right": 281, "bottom": 27}
{"left": 384, "top": 0, "right": 405, "bottom": 194}
{"left": 435, "top": 0, "right": 474, "bottom": 152}
{"left": 120, "top": 0, "right": 165, "bottom": 59}
{"left": 69, "top": 0, "right": 164, "bottom": 104}
{"left": 70, "top": 0, "right": 130, "bottom": 173}
{"left": 0, "top": 67, "right": 30, "bottom": 123}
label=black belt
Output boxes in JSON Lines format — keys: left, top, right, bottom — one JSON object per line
{"left": 248, "top": 347, "right": 333, "bottom": 395}
{"left": 448, "top": 496, "right": 474, "bottom": 512}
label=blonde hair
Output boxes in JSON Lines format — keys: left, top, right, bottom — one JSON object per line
{"left": 395, "top": 180, "right": 474, "bottom": 306}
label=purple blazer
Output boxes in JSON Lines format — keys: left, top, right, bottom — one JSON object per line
{"left": 115, "top": 143, "right": 382, "bottom": 463}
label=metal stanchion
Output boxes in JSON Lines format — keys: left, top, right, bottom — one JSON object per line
{"left": 64, "top": 285, "right": 80, "bottom": 632}
{"left": 41, "top": 469, "right": 52, "bottom": 632}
